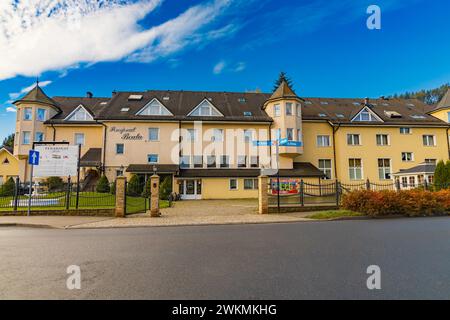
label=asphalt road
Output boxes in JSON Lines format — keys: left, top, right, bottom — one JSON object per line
{"left": 0, "top": 218, "right": 449, "bottom": 299}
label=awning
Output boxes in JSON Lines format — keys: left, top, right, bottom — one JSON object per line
{"left": 393, "top": 163, "right": 436, "bottom": 176}
{"left": 80, "top": 148, "right": 102, "bottom": 167}
{"left": 126, "top": 164, "right": 179, "bottom": 174}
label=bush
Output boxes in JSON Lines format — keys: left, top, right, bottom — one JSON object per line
{"left": 96, "top": 175, "right": 110, "bottom": 193}
{"left": 110, "top": 181, "right": 116, "bottom": 195}
{"left": 342, "top": 189, "right": 450, "bottom": 217}
{"left": 0, "top": 177, "right": 15, "bottom": 197}
{"left": 141, "top": 179, "right": 151, "bottom": 198}
{"left": 127, "top": 174, "right": 142, "bottom": 196}
{"left": 159, "top": 176, "right": 172, "bottom": 200}
{"left": 46, "top": 176, "right": 64, "bottom": 192}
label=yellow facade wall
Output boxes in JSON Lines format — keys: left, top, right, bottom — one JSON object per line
{"left": 201, "top": 178, "right": 258, "bottom": 199}
{"left": 0, "top": 149, "right": 19, "bottom": 184}
{"left": 429, "top": 108, "right": 450, "bottom": 123}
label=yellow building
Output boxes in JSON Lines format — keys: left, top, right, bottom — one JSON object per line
{"left": 0, "top": 146, "right": 19, "bottom": 185}
{"left": 11, "top": 83, "right": 450, "bottom": 199}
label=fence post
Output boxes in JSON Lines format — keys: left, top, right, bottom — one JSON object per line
{"left": 115, "top": 177, "right": 126, "bottom": 217}
{"left": 366, "top": 179, "right": 371, "bottom": 191}
{"left": 424, "top": 179, "right": 428, "bottom": 191}
{"left": 395, "top": 178, "right": 401, "bottom": 191}
{"left": 258, "top": 175, "right": 269, "bottom": 214}
{"left": 335, "top": 180, "right": 340, "bottom": 206}
{"left": 13, "top": 177, "right": 19, "bottom": 212}
{"left": 300, "top": 179, "right": 304, "bottom": 207}
{"left": 65, "top": 176, "right": 71, "bottom": 210}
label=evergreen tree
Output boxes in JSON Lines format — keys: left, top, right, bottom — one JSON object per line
{"left": 434, "top": 160, "right": 446, "bottom": 190}
{"left": 273, "top": 71, "right": 294, "bottom": 91}
{"left": 127, "top": 174, "right": 142, "bottom": 196}
{"left": 0, "top": 177, "right": 15, "bottom": 197}
{"left": 444, "top": 160, "right": 450, "bottom": 188}
{"left": 96, "top": 175, "right": 110, "bottom": 193}
{"left": 159, "top": 176, "right": 172, "bottom": 200}
{"left": 390, "top": 83, "right": 449, "bottom": 105}
{"left": 110, "top": 180, "right": 116, "bottom": 195}
{"left": 1, "top": 133, "right": 14, "bottom": 148}
{"left": 141, "top": 178, "right": 152, "bottom": 197}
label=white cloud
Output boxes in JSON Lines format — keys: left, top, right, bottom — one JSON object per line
{"left": 6, "top": 107, "right": 17, "bottom": 113}
{"left": 213, "top": 60, "right": 226, "bottom": 74}
{"left": 0, "top": 0, "right": 233, "bottom": 81}
{"left": 8, "top": 80, "right": 52, "bottom": 100}
{"left": 234, "top": 62, "right": 246, "bottom": 72}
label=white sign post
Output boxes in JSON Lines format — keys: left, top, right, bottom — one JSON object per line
{"left": 34, "top": 146, "right": 79, "bottom": 178}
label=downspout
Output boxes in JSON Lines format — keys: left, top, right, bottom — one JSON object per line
{"left": 329, "top": 121, "right": 341, "bottom": 180}
{"left": 50, "top": 123, "right": 56, "bottom": 141}
{"left": 99, "top": 121, "right": 107, "bottom": 174}
{"left": 447, "top": 127, "right": 450, "bottom": 159}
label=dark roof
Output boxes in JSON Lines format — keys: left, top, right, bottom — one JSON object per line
{"left": 179, "top": 163, "right": 324, "bottom": 178}
{"left": 13, "top": 84, "right": 59, "bottom": 109}
{"left": 80, "top": 148, "right": 102, "bottom": 167}
{"left": 267, "top": 80, "right": 299, "bottom": 102}
{"left": 126, "top": 164, "right": 179, "bottom": 173}
{"left": 429, "top": 89, "right": 450, "bottom": 113}
{"left": 0, "top": 146, "right": 13, "bottom": 154}
{"left": 394, "top": 163, "right": 436, "bottom": 175}
{"left": 46, "top": 97, "right": 110, "bottom": 124}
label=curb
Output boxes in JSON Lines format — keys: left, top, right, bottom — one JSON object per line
{"left": 0, "top": 223, "right": 59, "bottom": 229}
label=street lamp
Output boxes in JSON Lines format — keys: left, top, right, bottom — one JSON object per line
{"left": 153, "top": 165, "right": 157, "bottom": 175}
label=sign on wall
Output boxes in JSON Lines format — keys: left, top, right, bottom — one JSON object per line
{"left": 33, "top": 146, "right": 79, "bottom": 178}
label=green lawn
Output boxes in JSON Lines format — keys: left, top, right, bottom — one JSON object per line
{"left": 305, "top": 210, "right": 364, "bottom": 220}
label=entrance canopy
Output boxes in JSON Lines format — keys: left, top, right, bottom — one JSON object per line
{"left": 126, "top": 164, "right": 179, "bottom": 174}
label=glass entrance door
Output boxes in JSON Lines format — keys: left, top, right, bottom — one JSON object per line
{"left": 180, "top": 179, "right": 202, "bottom": 200}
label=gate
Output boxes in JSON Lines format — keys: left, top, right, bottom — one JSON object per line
{"left": 125, "top": 179, "right": 149, "bottom": 215}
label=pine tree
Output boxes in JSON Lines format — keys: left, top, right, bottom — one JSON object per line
{"left": 127, "top": 174, "right": 142, "bottom": 196}
{"left": 96, "top": 175, "right": 110, "bottom": 193}
{"left": 1, "top": 133, "right": 14, "bottom": 148}
{"left": 444, "top": 160, "right": 450, "bottom": 188}
{"left": 159, "top": 176, "right": 172, "bottom": 200}
{"left": 434, "top": 160, "right": 446, "bottom": 190}
{"left": 273, "top": 71, "right": 293, "bottom": 91}
{"left": 0, "top": 177, "right": 15, "bottom": 197}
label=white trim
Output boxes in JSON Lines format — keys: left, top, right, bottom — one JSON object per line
{"left": 187, "top": 99, "right": 224, "bottom": 117}
{"left": 136, "top": 98, "right": 174, "bottom": 116}
{"left": 351, "top": 106, "right": 384, "bottom": 122}
{"left": 229, "top": 178, "right": 239, "bottom": 190}
{"left": 64, "top": 104, "right": 94, "bottom": 121}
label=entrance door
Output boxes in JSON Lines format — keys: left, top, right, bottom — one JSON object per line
{"left": 180, "top": 179, "right": 202, "bottom": 200}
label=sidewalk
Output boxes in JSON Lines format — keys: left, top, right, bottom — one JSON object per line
{"left": 0, "top": 216, "right": 113, "bottom": 229}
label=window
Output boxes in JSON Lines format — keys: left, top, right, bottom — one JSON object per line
{"left": 116, "top": 144, "right": 124, "bottom": 154}
{"left": 229, "top": 179, "right": 238, "bottom": 190}
{"left": 36, "top": 108, "right": 46, "bottom": 121}
{"left": 185, "top": 129, "right": 197, "bottom": 142}
{"left": 285, "top": 103, "right": 293, "bottom": 116}
{"left": 116, "top": 170, "right": 124, "bottom": 177}
{"left": 376, "top": 134, "right": 389, "bottom": 146}
{"left": 400, "top": 127, "right": 411, "bottom": 134}
{"left": 75, "top": 133, "right": 85, "bottom": 145}
{"left": 409, "top": 176, "right": 416, "bottom": 186}
{"left": 347, "top": 134, "right": 361, "bottom": 146}
{"left": 402, "top": 152, "right": 414, "bottom": 162}
{"left": 244, "top": 129, "right": 253, "bottom": 143}
{"left": 250, "top": 156, "right": 259, "bottom": 168}
{"left": 318, "top": 159, "right": 332, "bottom": 180}
{"left": 296, "top": 104, "right": 301, "bottom": 117}
{"left": 352, "top": 107, "right": 380, "bottom": 122}
{"left": 137, "top": 99, "right": 172, "bottom": 116}
{"left": 243, "top": 111, "right": 252, "bottom": 117}
{"left": 67, "top": 106, "right": 93, "bottom": 121}
{"left": 425, "top": 159, "right": 437, "bottom": 164}
{"left": 448, "top": 112, "right": 450, "bottom": 122}
{"left": 274, "top": 104, "right": 281, "bottom": 117}
{"left": 220, "top": 155, "right": 230, "bottom": 168}
{"left": 317, "top": 135, "right": 330, "bottom": 147}
{"left": 428, "top": 175, "right": 434, "bottom": 184}
{"left": 238, "top": 156, "right": 247, "bottom": 168}
{"left": 147, "top": 154, "right": 159, "bottom": 164}
{"left": 2, "top": 158, "right": 10, "bottom": 165}
{"left": 411, "top": 115, "right": 426, "bottom": 119}
{"left": 23, "top": 108, "right": 32, "bottom": 121}
{"left": 35, "top": 132, "right": 44, "bottom": 142}
{"left": 193, "top": 156, "right": 203, "bottom": 168}
{"left": 401, "top": 177, "right": 408, "bottom": 188}
{"left": 22, "top": 131, "right": 30, "bottom": 145}
{"left": 297, "top": 129, "right": 301, "bottom": 142}
{"left": 378, "top": 159, "right": 391, "bottom": 180}
{"left": 423, "top": 135, "right": 435, "bottom": 146}
{"left": 286, "top": 128, "right": 294, "bottom": 141}
{"left": 349, "top": 158, "right": 363, "bottom": 180}
{"left": 189, "top": 100, "right": 222, "bottom": 117}
{"left": 212, "top": 129, "right": 223, "bottom": 142}
{"left": 148, "top": 128, "right": 159, "bottom": 141}
{"left": 180, "top": 156, "right": 190, "bottom": 168}
{"left": 207, "top": 155, "right": 216, "bottom": 168}
{"left": 244, "top": 179, "right": 258, "bottom": 190}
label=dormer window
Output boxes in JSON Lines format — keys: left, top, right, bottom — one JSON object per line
{"left": 121, "top": 107, "right": 130, "bottom": 112}
{"left": 65, "top": 105, "right": 93, "bottom": 121}
{"left": 352, "top": 107, "right": 382, "bottom": 122}
{"left": 411, "top": 115, "right": 426, "bottom": 119}
{"left": 136, "top": 98, "right": 173, "bottom": 116}
{"left": 128, "top": 94, "right": 143, "bottom": 101}
{"left": 243, "top": 111, "right": 252, "bottom": 117}
{"left": 188, "top": 99, "right": 223, "bottom": 117}
{"left": 318, "top": 113, "right": 327, "bottom": 117}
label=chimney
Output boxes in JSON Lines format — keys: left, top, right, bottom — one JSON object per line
{"left": 364, "top": 97, "right": 370, "bottom": 105}
{"left": 86, "top": 91, "right": 93, "bottom": 98}
{"left": 112, "top": 90, "right": 117, "bottom": 96}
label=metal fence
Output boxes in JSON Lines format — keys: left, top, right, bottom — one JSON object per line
{"left": 125, "top": 179, "right": 149, "bottom": 215}
{"left": 0, "top": 177, "right": 115, "bottom": 212}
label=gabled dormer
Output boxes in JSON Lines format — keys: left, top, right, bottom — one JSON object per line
{"left": 187, "top": 99, "right": 223, "bottom": 117}
{"left": 351, "top": 106, "right": 383, "bottom": 122}
{"left": 136, "top": 98, "right": 173, "bottom": 116}
{"left": 65, "top": 104, "right": 94, "bottom": 121}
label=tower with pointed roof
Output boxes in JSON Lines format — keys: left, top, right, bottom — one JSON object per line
{"left": 428, "top": 89, "right": 450, "bottom": 123}
{"left": 12, "top": 83, "right": 60, "bottom": 180}
{"left": 263, "top": 80, "right": 304, "bottom": 169}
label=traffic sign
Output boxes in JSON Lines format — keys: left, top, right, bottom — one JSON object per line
{"left": 28, "top": 150, "right": 40, "bottom": 165}
{"left": 253, "top": 140, "right": 274, "bottom": 147}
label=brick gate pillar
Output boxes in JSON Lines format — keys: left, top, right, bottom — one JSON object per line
{"left": 258, "top": 175, "right": 269, "bottom": 215}
{"left": 115, "top": 176, "right": 126, "bottom": 218}
{"left": 150, "top": 174, "right": 160, "bottom": 217}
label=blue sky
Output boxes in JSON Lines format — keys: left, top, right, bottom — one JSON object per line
{"left": 1, "top": 0, "right": 450, "bottom": 141}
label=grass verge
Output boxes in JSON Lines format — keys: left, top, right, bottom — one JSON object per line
{"left": 305, "top": 210, "right": 364, "bottom": 220}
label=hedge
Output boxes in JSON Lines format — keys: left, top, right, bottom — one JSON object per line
{"left": 341, "top": 189, "right": 450, "bottom": 217}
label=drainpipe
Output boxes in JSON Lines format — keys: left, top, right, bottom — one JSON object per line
{"left": 50, "top": 123, "right": 56, "bottom": 141}
{"left": 447, "top": 127, "right": 450, "bottom": 159}
{"left": 99, "top": 121, "right": 107, "bottom": 174}
{"left": 329, "top": 121, "right": 341, "bottom": 180}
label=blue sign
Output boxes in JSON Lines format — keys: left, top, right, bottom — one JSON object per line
{"left": 28, "top": 150, "right": 40, "bottom": 165}
{"left": 253, "top": 140, "right": 274, "bottom": 147}
{"left": 279, "top": 140, "right": 303, "bottom": 147}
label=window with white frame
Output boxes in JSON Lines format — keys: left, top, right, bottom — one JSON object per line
{"left": 409, "top": 176, "right": 416, "bottom": 186}
{"left": 74, "top": 133, "right": 85, "bottom": 145}
{"left": 244, "top": 179, "right": 258, "bottom": 190}
{"left": 238, "top": 156, "right": 247, "bottom": 168}
{"left": 180, "top": 156, "right": 190, "bottom": 168}
{"left": 318, "top": 159, "right": 332, "bottom": 180}
{"left": 137, "top": 99, "right": 172, "bottom": 116}
{"left": 285, "top": 103, "right": 293, "bottom": 116}
{"left": 207, "top": 155, "right": 216, "bottom": 168}
{"left": 35, "top": 132, "right": 44, "bottom": 142}
{"left": 229, "top": 179, "right": 238, "bottom": 190}
{"left": 22, "top": 131, "right": 30, "bottom": 145}
{"left": 378, "top": 158, "right": 391, "bottom": 180}
{"left": 193, "top": 155, "right": 203, "bottom": 168}
{"left": 317, "top": 135, "right": 330, "bottom": 147}
{"left": 286, "top": 128, "right": 294, "bottom": 141}
{"left": 349, "top": 158, "right": 363, "bottom": 180}
{"left": 36, "top": 108, "right": 46, "bottom": 122}
{"left": 400, "top": 127, "right": 411, "bottom": 134}
{"left": 347, "top": 134, "right": 361, "bottom": 146}
{"left": 148, "top": 128, "right": 159, "bottom": 141}
{"left": 250, "top": 156, "right": 259, "bottom": 168}
{"left": 67, "top": 106, "right": 93, "bottom": 121}
{"left": 401, "top": 177, "right": 408, "bottom": 188}
{"left": 352, "top": 107, "right": 380, "bottom": 122}
{"left": 212, "top": 129, "right": 223, "bottom": 142}
{"left": 23, "top": 108, "right": 32, "bottom": 121}
{"left": 401, "top": 152, "right": 414, "bottom": 162}
{"left": 274, "top": 104, "right": 281, "bottom": 117}
{"left": 422, "top": 135, "right": 435, "bottom": 146}
{"left": 148, "top": 154, "right": 159, "bottom": 164}
{"left": 189, "top": 100, "right": 222, "bottom": 117}
{"left": 376, "top": 134, "right": 389, "bottom": 146}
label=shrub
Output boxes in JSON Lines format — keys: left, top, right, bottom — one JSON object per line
{"left": 0, "top": 177, "right": 15, "bottom": 197}
{"left": 159, "top": 176, "right": 172, "bottom": 200}
{"left": 110, "top": 181, "right": 116, "bottom": 195}
{"left": 342, "top": 189, "right": 449, "bottom": 217}
{"left": 96, "top": 175, "right": 110, "bottom": 193}
{"left": 141, "top": 178, "right": 151, "bottom": 198}
{"left": 46, "top": 176, "right": 64, "bottom": 192}
{"left": 127, "top": 174, "right": 142, "bottom": 196}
